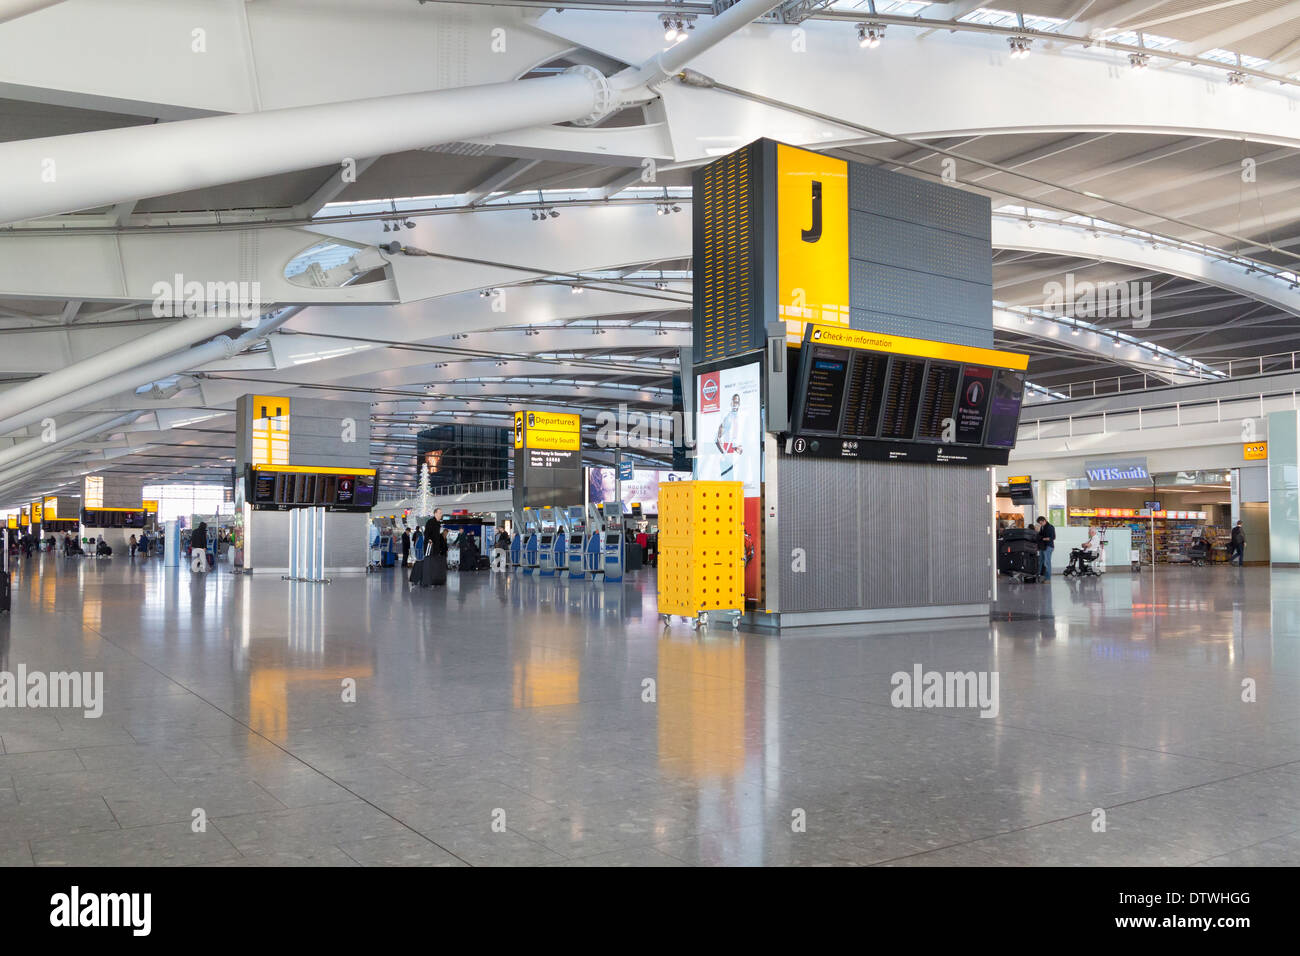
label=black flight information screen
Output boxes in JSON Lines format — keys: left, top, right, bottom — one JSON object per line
{"left": 879, "top": 358, "right": 926, "bottom": 440}
{"left": 798, "top": 346, "right": 851, "bottom": 434}
{"left": 842, "top": 352, "right": 889, "bottom": 438}
{"left": 915, "top": 361, "right": 961, "bottom": 442}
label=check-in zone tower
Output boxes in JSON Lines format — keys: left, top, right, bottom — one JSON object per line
{"left": 690, "top": 139, "right": 1028, "bottom": 628}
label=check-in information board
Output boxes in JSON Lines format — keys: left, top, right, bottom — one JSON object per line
{"left": 786, "top": 325, "right": 1029, "bottom": 465}
{"left": 246, "top": 465, "right": 377, "bottom": 512}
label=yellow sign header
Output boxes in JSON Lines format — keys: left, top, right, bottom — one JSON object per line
{"left": 806, "top": 324, "right": 1029, "bottom": 371}
{"left": 1006, "top": 476, "right": 1032, "bottom": 485}
{"left": 44, "top": 496, "right": 58, "bottom": 520}
{"left": 1244, "top": 441, "right": 1268, "bottom": 460}
{"left": 521, "top": 411, "right": 580, "bottom": 451}
{"left": 251, "top": 464, "right": 376, "bottom": 477}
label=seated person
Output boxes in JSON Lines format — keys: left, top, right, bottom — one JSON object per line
{"left": 95, "top": 537, "right": 112, "bottom": 556}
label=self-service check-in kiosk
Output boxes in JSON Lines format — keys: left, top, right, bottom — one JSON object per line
{"left": 521, "top": 507, "right": 540, "bottom": 570}
{"left": 509, "top": 510, "right": 523, "bottom": 570}
{"left": 584, "top": 502, "right": 604, "bottom": 577}
{"left": 598, "top": 501, "right": 624, "bottom": 583}
{"left": 565, "top": 505, "right": 586, "bottom": 579}
{"left": 536, "top": 506, "right": 561, "bottom": 577}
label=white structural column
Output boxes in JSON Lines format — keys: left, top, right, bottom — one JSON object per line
{"left": 0, "top": 411, "right": 136, "bottom": 469}
{"left": 0, "top": 313, "right": 237, "bottom": 423}
{"left": 0, "top": 0, "right": 63, "bottom": 23}
{"left": 0, "top": 309, "right": 297, "bottom": 436}
{"left": 0, "top": 73, "right": 606, "bottom": 226}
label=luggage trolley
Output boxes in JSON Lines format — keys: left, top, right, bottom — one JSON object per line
{"left": 656, "top": 481, "right": 744, "bottom": 631}
{"left": 997, "top": 527, "right": 1041, "bottom": 583}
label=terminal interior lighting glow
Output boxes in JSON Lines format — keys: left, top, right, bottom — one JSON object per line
{"left": 857, "top": 23, "right": 884, "bottom": 48}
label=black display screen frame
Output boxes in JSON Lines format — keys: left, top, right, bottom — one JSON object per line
{"left": 784, "top": 334, "right": 1026, "bottom": 465}
{"left": 245, "top": 466, "right": 379, "bottom": 513}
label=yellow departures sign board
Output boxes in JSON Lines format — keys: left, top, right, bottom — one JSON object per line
{"left": 516, "top": 411, "right": 580, "bottom": 451}
{"left": 776, "top": 143, "right": 849, "bottom": 345}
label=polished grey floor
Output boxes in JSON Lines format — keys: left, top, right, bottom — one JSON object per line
{"left": 1, "top": 553, "right": 1297, "bottom": 866}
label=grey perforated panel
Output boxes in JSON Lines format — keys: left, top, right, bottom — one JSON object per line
{"left": 845, "top": 163, "right": 993, "bottom": 349}
{"left": 851, "top": 211, "right": 992, "bottom": 285}
{"left": 775, "top": 455, "right": 990, "bottom": 612}
{"left": 849, "top": 164, "right": 990, "bottom": 240}
{"left": 850, "top": 262, "right": 993, "bottom": 342}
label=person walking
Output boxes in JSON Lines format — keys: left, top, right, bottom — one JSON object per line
{"left": 1229, "top": 521, "right": 1246, "bottom": 566}
{"left": 1035, "top": 515, "right": 1056, "bottom": 581}
{"left": 492, "top": 526, "right": 510, "bottom": 572}
{"left": 129, "top": 534, "right": 137, "bottom": 558}
{"left": 423, "top": 508, "right": 447, "bottom": 587}
{"left": 401, "top": 526, "right": 411, "bottom": 568}
{"left": 191, "top": 521, "right": 209, "bottom": 572}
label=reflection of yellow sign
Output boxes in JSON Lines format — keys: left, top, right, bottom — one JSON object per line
{"left": 84, "top": 475, "right": 103, "bottom": 509}
{"left": 252, "top": 394, "right": 290, "bottom": 466}
{"left": 806, "top": 324, "right": 1029, "bottom": 371}
{"left": 778, "top": 143, "right": 849, "bottom": 346}
{"left": 1244, "top": 442, "right": 1268, "bottom": 460}
{"left": 522, "top": 410, "right": 579, "bottom": 451}
{"left": 44, "top": 497, "right": 58, "bottom": 519}
{"left": 1007, "top": 476, "right": 1031, "bottom": 485}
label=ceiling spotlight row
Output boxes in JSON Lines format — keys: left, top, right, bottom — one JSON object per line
{"left": 1128, "top": 52, "right": 1150, "bottom": 70}
{"left": 382, "top": 220, "right": 416, "bottom": 231}
{"left": 1008, "top": 36, "right": 1032, "bottom": 59}
{"left": 531, "top": 208, "right": 560, "bottom": 221}
{"left": 857, "top": 23, "right": 884, "bottom": 49}
{"left": 655, "top": 203, "right": 682, "bottom": 215}
{"left": 662, "top": 15, "right": 696, "bottom": 43}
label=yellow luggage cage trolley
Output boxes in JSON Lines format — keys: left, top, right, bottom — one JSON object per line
{"left": 657, "top": 480, "right": 745, "bottom": 630}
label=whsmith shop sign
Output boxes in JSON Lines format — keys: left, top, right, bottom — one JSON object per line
{"left": 1083, "top": 457, "right": 1150, "bottom": 487}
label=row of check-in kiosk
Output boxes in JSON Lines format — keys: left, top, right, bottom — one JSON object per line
{"left": 508, "top": 502, "right": 625, "bottom": 582}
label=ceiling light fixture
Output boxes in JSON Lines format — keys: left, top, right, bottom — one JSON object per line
{"left": 1128, "top": 52, "right": 1150, "bottom": 70}
{"left": 1227, "top": 71, "right": 1247, "bottom": 87}
{"left": 662, "top": 16, "right": 677, "bottom": 41}
{"left": 1008, "top": 37, "right": 1031, "bottom": 59}
{"left": 857, "top": 23, "right": 884, "bottom": 49}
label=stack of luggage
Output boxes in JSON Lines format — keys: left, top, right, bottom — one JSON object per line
{"left": 997, "top": 528, "right": 1040, "bottom": 581}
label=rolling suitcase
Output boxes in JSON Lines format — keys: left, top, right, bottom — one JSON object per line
{"left": 409, "top": 549, "right": 425, "bottom": 586}
{"left": 429, "top": 552, "right": 447, "bottom": 586}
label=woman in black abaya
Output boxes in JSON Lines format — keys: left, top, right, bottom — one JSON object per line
{"left": 423, "top": 508, "right": 447, "bottom": 587}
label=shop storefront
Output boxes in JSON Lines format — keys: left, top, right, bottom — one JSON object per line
{"left": 1062, "top": 464, "right": 1246, "bottom": 564}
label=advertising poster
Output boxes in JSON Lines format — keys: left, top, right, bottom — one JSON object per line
{"left": 695, "top": 362, "right": 762, "bottom": 496}
{"left": 587, "top": 469, "right": 692, "bottom": 513}
{"left": 696, "top": 361, "right": 764, "bottom": 603}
